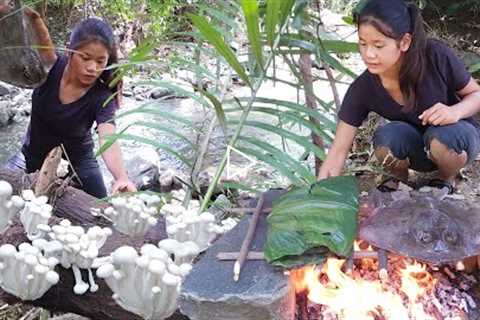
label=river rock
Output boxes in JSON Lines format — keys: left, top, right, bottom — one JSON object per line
{"left": 179, "top": 191, "right": 295, "bottom": 320}
{"left": 0, "top": 101, "right": 13, "bottom": 126}
{"left": 0, "top": 82, "right": 11, "bottom": 96}
{"left": 150, "top": 87, "right": 175, "bottom": 99}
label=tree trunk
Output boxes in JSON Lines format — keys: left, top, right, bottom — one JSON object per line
{"left": 298, "top": 53, "right": 324, "bottom": 177}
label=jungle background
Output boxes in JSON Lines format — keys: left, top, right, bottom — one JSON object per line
{"left": 1, "top": 0, "right": 480, "bottom": 319}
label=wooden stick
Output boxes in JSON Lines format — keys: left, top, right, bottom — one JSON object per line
{"left": 219, "top": 250, "right": 379, "bottom": 261}
{"left": 378, "top": 249, "right": 388, "bottom": 280}
{"left": 233, "top": 194, "right": 265, "bottom": 281}
{"left": 224, "top": 207, "right": 272, "bottom": 214}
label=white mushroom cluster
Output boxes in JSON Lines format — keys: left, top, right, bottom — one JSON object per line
{"left": 19, "top": 190, "right": 53, "bottom": 240}
{"left": 96, "top": 242, "right": 192, "bottom": 320}
{"left": 0, "top": 180, "right": 25, "bottom": 234}
{"left": 160, "top": 190, "right": 237, "bottom": 251}
{"left": 0, "top": 242, "right": 59, "bottom": 300}
{"left": 33, "top": 219, "right": 112, "bottom": 295}
{"left": 102, "top": 194, "right": 161, "bottom": 237}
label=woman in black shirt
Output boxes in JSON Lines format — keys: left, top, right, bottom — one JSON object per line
{"left": 3, "top": 4, "right": 136, "bottom": 198}
{"left": 318, "top": 0, "right": 480, "bottom": 193}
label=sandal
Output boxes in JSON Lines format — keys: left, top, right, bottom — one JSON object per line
{"left": 377, "top": 176, "right": 400, "bottom": 193}
{"left": 426, "top": 179, "right": 455, "bottom": 195}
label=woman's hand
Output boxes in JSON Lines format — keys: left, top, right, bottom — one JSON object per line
{"left": 316, "top": 120, "right": 358, "bottom": 181}
{"left": 419, "top": 103, "right": 460, "bottom": 126}
{"left": 111, "top": 178, "right": 137, "bottom": 194}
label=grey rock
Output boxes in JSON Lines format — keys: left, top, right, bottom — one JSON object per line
{"left": 150, "top": 87, "right": 174, "bottom": 99}
{"left": 0, "top": 82, "right": 10, "bottom": 96}
{"left": 122, "top": 90, "right": 134, "bottom": 97}
{"left": 179, "top": 192, "right": 295, "bottom": 320}
{"left": 0, "top": 101, "right": 14, "bottom": 126}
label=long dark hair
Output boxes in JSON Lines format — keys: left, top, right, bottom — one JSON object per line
{"left": 68, "top": 18, "right": 122, "bottom": 106}
{"left": 355, "top": 0, "right": 427, "bottom": 112}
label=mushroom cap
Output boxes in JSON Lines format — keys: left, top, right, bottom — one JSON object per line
{"left": 45, "top": 271, "right": 60, "bottom": 284}
{"left": 96, "top": 263, "right": 115, "bottom": 278}
{"left": 148, "top": 259, "right": 166, "bottom": 275}
{"left": 158, "top": 239, "right": 180, "bottom": 254}
{"left": 0, "top": 244, "right": 16, "bottom": 257}
{"left": 22, "top": 190, "right": 35, "bottom": 201}
{"left": 0, "top": 180, "right": 12, "bottom": 196}
{"left": 179, "top": 263, "right": 193, "bottom": 277}
{"left": 162, "top": 273, "right": 180, "bottom": 286}
{"left": 10, "top": 195, "right": 25, "bottom": 208}
{"left": 111, "top": 197, "right": 127, "bottom": 208}
{"left": 112, "top": 246, "right": 138, "bottom": 264}
{"left": 140, "top": 244, "right": 158, "bottom": 255}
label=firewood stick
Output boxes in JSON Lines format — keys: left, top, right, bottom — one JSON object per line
{"left": 218, "top": 250, "right": 379, "bottom": 261}
{"left": 233, "top": 194, "right": 265, "bottom": 282}
{"left": 378, "top": 249, "right": 388, "bottom": 280}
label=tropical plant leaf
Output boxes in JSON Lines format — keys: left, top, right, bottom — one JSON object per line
{"left": 138, "top": 80, "right": 211, "bottom": 108}
{"left": 228, "top": 97, "right": 337, "bottom": 129}
{"left": 265, "top": 0, "right": 281, "bottom": 47}
{"left": 189, "top": 14, "right": 251, "bottom": 87}
{"left": 239, "top": 135, "right": 315, "bottom": 183}
{"left": 264, "top": 176, "right": 359, "bottom": 267}
{"left": 130, "top": 121, "right": 197, "bottom": 150}
{"left": 236, "top": 145, "right": 305, "bottom": 185}
{"left": 95, "top": 126, "right": 130, "bottom": 157}
{"left": 241, "top": 0, "right": 264, "bottom": 70}
{"left": 229, "top": 120, "right": 325, "bottom": 159}
{"left": 115, "top": 103, "right": 198, "bottom": 131}
{"left": 106, "top": 133, "right": 193, "bottom": 168}
{"left": 197, "top": 87, "right": 228, "bottom": 138}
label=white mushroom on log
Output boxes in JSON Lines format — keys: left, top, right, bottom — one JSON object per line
{"left": 0, "top": 243, "right": 59, "bottom": 300}
{"left": 0, "top": 180, "right": 25, "bottom": 233}
{"left": 102, "top": 195, "right": 161, "bottom": 237}
{"left": 96, "top": 242, "right": 192, "bottom": 320}
{"left": 19, "top": 190, "right": 52, "bottom": 240}
{"left": 33, "top": 219, "right": 112, "bottom": 295}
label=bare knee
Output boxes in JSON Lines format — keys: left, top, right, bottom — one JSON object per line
{"left": 428, "top": 138, "right": 467, "bottom": 164}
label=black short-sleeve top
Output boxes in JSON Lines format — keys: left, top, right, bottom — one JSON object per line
{"left": 22, "top": 56, "right": 117, "bottom": 164}
{"left": 338, "top": 39, "right": 475, "bottom": 130}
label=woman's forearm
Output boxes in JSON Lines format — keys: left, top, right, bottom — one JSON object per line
{"left": 453, "top": 91, "right": 480, "bottom": 120}
{"left": 101, "top": 141, "right": 129, "bottom": 181}
{"left": 25, "top": 9, "right": 57, "bottom": 67}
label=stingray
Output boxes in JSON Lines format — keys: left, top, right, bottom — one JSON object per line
{"left": 358, "top": 189, "right": 480, "bottom": 264}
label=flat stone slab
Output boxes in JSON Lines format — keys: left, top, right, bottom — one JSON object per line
{"left": 179, "top": 190, "right": 295, "bottom": 320}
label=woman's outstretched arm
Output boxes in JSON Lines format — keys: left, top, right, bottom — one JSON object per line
{"left": 317, "top": 120, "right": 358, "bottom": 180}
{"left": 23, "top": 6, "right": 57, "bottom": 68}
{"left": 97, "top": 123, "right": 137, "bottom": 194}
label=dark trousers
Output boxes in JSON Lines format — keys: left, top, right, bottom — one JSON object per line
{"left": 5, "top": 151, "right": 107, "bottom": 198}
{"left": 373, "top": 120, "right": 480, "bottom": 172}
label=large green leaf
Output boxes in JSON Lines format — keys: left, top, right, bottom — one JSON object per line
{"left": 264, "top": 176, "right": 359, "bottom": 267}
{"left": 241, "top": 0, "right": 264, "bottom": 70}
{"left": 189, "top": 14, "right": 251, "bottom": 87}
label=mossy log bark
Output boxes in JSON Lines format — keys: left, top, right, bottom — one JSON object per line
{"left": 0, "top": 168, "right": 169, "bottom": 320}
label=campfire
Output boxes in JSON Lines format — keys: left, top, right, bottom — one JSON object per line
{"left": 290, "top": 243, "right": 477, "bottom": 320}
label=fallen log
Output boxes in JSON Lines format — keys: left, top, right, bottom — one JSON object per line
{"left": 0, "top": 168, "right": 170, "bottom": 320}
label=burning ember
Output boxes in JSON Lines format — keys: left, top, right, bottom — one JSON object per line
{"left": 291, "top": 251, "right": 477, "bottom": 319}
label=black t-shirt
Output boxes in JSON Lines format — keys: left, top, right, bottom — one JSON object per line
{"left": 338, "top": 39, "right": 474, "bottom": 130}
{"left": 22, "top": 56, "right": 117, "bottom": 166}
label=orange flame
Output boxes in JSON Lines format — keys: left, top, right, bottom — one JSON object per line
{"left": 291, "top": 257, "right": 438, "bottom": 319}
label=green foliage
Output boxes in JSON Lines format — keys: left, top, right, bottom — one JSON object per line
{"left": 264, "top": 176, "right": 359, "bottom": 268}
